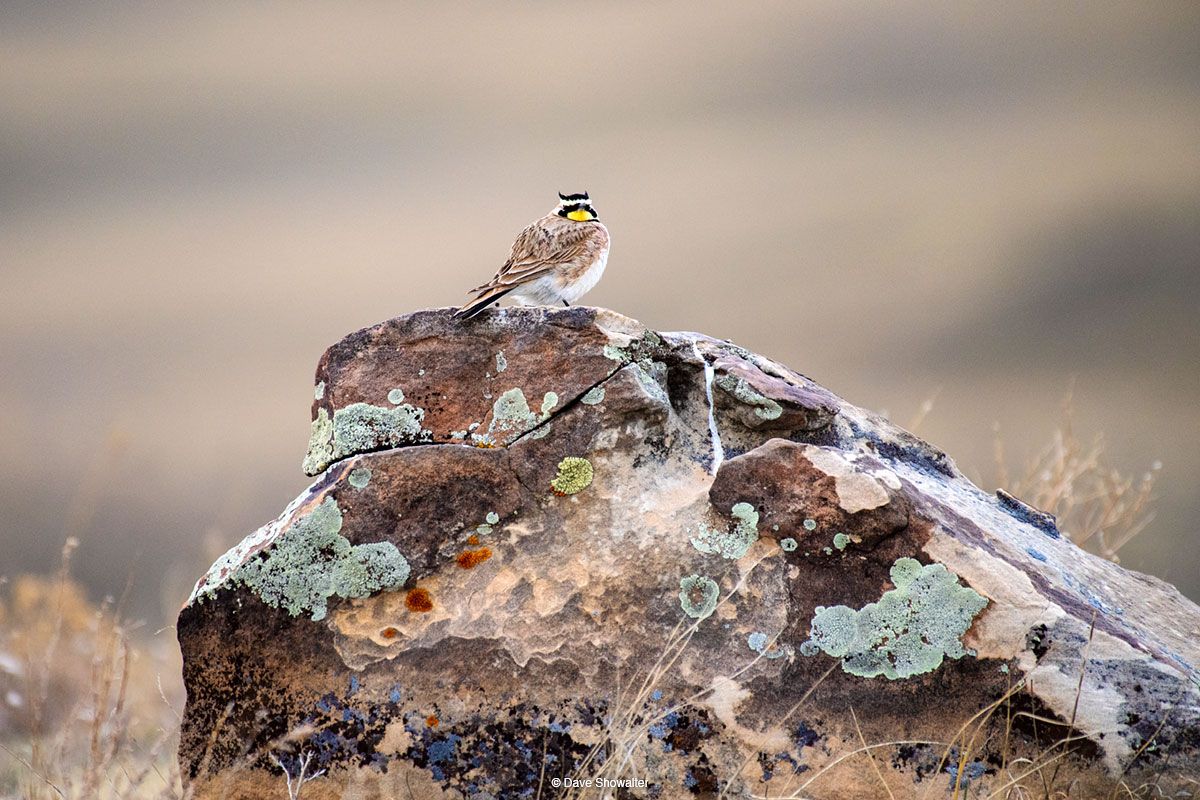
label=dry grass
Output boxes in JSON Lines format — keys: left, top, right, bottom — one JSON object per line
{"left": 0, "top": 540, "right": 185, "bottom": 800}
{"left": 991, "top": 388, "right": 1160, "bottom": 563}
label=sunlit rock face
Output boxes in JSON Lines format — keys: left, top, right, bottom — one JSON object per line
{"left": 178, "top": 306, "right": 1200, "bottom": 800}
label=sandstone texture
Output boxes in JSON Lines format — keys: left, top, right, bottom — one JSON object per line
{"left": 179, "top": 307, "right": 1200, "bottom": 799}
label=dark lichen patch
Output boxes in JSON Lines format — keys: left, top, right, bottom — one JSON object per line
{"left": 661, "top": 708, "right": 718, "bottom": 755}
{"left": 996, "top": 488, "right": 1060, "bottom": 538}
{"left": 861, "top": 427, "right": 955, "bottom": 478}
{"left": 892, "top": 743, "right": 941, "bottom": 782}
{"left": 259, "top": 680, "right": 409, "bottom": 781}
{"left": 403, "top": 702, "right": 597, "bottom": 794}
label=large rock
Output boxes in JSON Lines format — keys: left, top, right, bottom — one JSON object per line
{"left": 179, "top": 307, "right": 1200, "bottom": 799}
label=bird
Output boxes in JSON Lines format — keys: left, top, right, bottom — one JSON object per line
{"left": 455, "top": 192, "right": 610, "bottom": 319}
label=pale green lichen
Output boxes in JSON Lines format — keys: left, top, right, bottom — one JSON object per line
{"left": 803, "top": 519, "right": 817, "bottom": 531}
{"left": 303, "top": 407, "right": 335, "bottom": 475}
{"left": 232, "top": 497, "right": 410, "bottom": 621}
{"left": 748, "top": 632, "right": 784, "bottom": 659}
{"left": 552, "top": 457, "right": 594, "bottom": 495}
{"left": 387, "top": 388, "right": 406, "bottom": 405}
{"left": 541, "top": 392, "right": 559, "bottom": 415}
{"left": 713, "top": 373, "right": 782, "bottom": 421}
{"left": 802, "top": 557, "right": 989, "bottom": 679}
{"left": 332, "top": 401, "right": 428, "bottom": 456}
{"left": 495, "top": 351, "right": 507, "bottom": 372}
{"left": 472, "top": 388, "right": 538, "bottom": 446}
{"left": 691, "top": 502, "right": 760, "bottom": 559}
{"left": 603, "top": 344, "right": 631, "bottom": 364}
{"left": 486, "top": 512, "right": 499, "bottom": 525}
{"left": 780, "top": 538, "right": 798, "bottom": 552}
{"left": 314, "top": 381, "right": 325, "bottom": 400}
{"left": 348, "top": 467, "right": 372, "bottom": 489}
{"left": 476, "top": 524, "right": 493, "bottom": 535}
{"left": 679, "top": 574, "right": 719, "bottom": 619}
{"left": 833, "top": 533, "right": 850, "bottom": 551}
{"left": 581, "top": 387, "right": 606, "bottom": 405}
{"left": 302, "top": 394, "right": 433, "bottom": 475}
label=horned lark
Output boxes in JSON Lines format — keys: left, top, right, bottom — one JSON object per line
{"left": 455, "top": 192, "right": 610, "bottom": 319}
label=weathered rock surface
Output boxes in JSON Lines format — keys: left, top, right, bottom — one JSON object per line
{"left": 179, "top": 307, "right": 1200, "bottom": 799}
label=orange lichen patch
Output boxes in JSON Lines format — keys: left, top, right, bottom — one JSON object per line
{"left": 381, "top": 627, "right": 399, "bottom": 639}
{"left": 467, "top": 535, "right": 479, "bottom": 545}
{"left": 405, "top": 588, "right": 433, "bottom": 613}
{"left": 426, "top": 715, "right": 439, "bottom": 728}
{"left": 456, "top": 548, "right": 492, "bottom": 569}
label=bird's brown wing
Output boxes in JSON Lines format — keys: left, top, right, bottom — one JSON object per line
{"left": 467, "top": 219, "right": 595, "bottom": 294}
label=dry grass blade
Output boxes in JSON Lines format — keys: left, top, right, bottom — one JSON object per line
{"left": 719, "top": 661, "right": 838, "bottom": 800}
{"left": 851, "top": 706, "right": 895, "bottom": 800}
{"left": 765, "top": 738, "right": 945, "bottom": 799}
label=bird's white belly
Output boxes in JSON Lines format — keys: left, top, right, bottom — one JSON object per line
{"left": 562, "top": 246, "right": 609, "bottom": 303}
{"left": 510, "top": 245, "right": 609, "bottom": 307}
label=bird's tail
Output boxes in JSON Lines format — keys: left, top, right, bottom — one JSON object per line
{"left": 454, "top": 286, "right": 514, "bottom": 319}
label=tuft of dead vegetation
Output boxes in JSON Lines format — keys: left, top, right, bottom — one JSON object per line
{"left": 992, "top": 389, "right": 1160, "bottom": 562}
{"left": 0, "top": 539, "right": 185, "bottom": 800}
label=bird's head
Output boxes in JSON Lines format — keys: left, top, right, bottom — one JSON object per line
{"left": 555, "top": 191, "right": 598, "bottom": 222}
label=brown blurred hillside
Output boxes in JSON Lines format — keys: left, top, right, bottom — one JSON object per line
{"left": 1, "top": 1, "right": 1197, "bottom": 626}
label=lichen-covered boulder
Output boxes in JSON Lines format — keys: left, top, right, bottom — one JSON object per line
{"left": 178, "top": 306, "right": 1200, "bottom": 800}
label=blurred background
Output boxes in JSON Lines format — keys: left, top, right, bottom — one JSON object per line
{"left": 2, "top": 2, "right": 1198, "bottom": 629}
